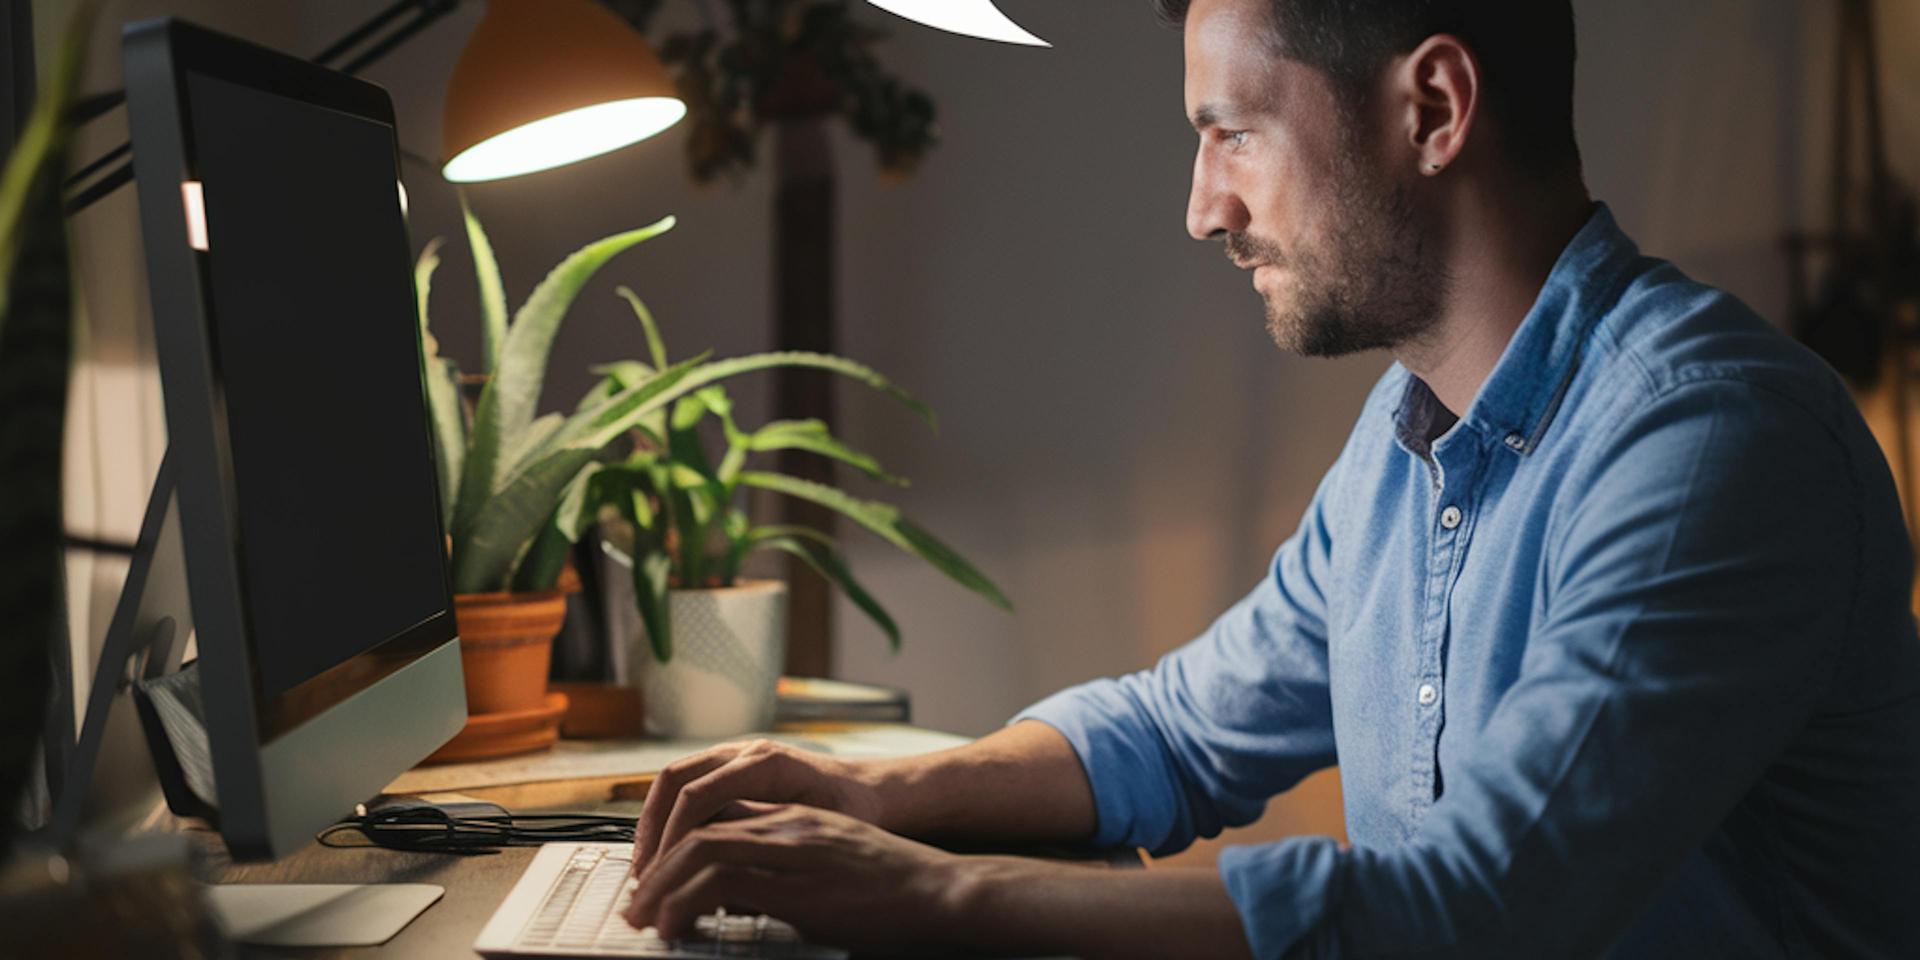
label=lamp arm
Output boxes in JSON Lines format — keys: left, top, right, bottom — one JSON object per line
{"left": 62, "top": 0, "right": 462, "bottom": 216}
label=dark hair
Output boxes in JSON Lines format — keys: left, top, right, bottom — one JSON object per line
{"left": 1152, "top": 0, "right": 1581, "bottom": 177}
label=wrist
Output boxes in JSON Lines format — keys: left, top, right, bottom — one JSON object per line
{"left": 859, "top": 756, "right": 931, "bottom": 836}
{"left": 931, "top": 854, "right": 1021, "bottom": 949}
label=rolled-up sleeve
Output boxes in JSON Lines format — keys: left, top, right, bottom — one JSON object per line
{"left": 1224, "top": 379, "right": 1858, "bottom": 958}
{"left": 1013, "top": 460, "right": 1344, "bottom": 855}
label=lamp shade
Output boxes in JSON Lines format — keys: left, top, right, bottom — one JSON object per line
{"left": 441, "top": 0, "right": 686, "bottom": 183}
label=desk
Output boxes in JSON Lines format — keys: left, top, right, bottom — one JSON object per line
{"left": 189, "top": 825, "right": 538, "bottom": 959}
{"left": 182, "top": 722, "right": 1137, "bottom": 959}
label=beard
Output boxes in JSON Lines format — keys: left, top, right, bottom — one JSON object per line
{"left": 1226, "top": 133, "right": 1448, "bottom": 358}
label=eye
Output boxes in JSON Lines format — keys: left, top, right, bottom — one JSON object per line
{"left": 1218, "top": 129, "right": 1251, "bottom": 148}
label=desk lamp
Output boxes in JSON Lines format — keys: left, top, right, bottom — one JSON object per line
{"left": 440, "top": 0, "right": 686, "bottom": 182}
{"left": 62, "top": 0, "right": 687, "bottom": 213}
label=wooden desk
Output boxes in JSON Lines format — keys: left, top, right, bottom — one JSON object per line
{"left": 184, "top": 724, "right": 1134, "bottom": 959}
{"left": 188, "top": 823, "right": 538, "bottom": 960}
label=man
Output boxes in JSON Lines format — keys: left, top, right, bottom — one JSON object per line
{"left": 622, "top": 0, "right": 1920, "bottom": 956}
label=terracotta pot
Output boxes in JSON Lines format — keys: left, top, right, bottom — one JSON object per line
{"left": 453, "top": 590, "right": 567, "bottom": 715}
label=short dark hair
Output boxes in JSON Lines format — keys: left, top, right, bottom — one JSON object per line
{"left": 1152, "top": 0, "right": 1581, "bottom": 177}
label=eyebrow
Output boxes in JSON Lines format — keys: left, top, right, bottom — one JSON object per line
{"left": 1189, "top": 104, "right": 1226, "bottom": 132}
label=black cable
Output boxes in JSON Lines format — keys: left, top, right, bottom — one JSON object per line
{"left": 337, "top": 8, "right": 444, "bottom": 78}
{"left": 61, "top": 135, "right": 126, "bottom": 188}
{"left": 62, "top": 534, "right": 137, "bottom": 556}
{"left": 311, "top": 0, "right": 428, "bottom": 67}
{"left": 319, "top": 799, "right": 637, "bottom": 854}
{"left": 62, "top": 160, "right": 131, "bottom": 215}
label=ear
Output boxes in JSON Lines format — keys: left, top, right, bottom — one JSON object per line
{"left": 1396, "top": 34, "right": 1480, "bottom": 177}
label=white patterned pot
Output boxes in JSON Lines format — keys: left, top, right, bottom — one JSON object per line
{"left": 631, "top": 580, "right": 788, "bottom": 739}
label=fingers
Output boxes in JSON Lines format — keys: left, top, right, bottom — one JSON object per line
{"left": 631, "top": 743, "right": 752, "bottom": 872}
{"left": 646, "top": 863, "right": 778, "bottom": 939}
{"left": 626, "top": 822, "right": 815, "bottom": 932}
{"left": 650, "top": 751, "right": 798, "bottom": 869}
{"left": 711, "top": 799, "right": 786, "bottom": 822}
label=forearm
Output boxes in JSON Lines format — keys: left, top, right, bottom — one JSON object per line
{"left": 868, "top": 720, "right": 1097, "bottom": 843}
{"left": 940, "top": 857, "right": 1253, "bottom": 960}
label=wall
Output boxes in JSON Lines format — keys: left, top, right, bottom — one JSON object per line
{"left": 50, "top": 0, "right": 1914, "bottom": 861}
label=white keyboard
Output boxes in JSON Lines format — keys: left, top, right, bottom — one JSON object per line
{"left": 474, "top": 843, "right": 849, "bottom": 958}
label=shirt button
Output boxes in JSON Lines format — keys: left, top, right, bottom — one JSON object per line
{"left": 1418, "top": 683, "right": 1439, "bottom": 706}
{"left": 1440, "top": 505, "right": 1463, "bottom": 530}
{"left": 1503, "top": 432, "right": 1526, "bottom": 452}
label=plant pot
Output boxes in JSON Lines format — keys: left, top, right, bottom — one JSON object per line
{"left": 453, "top": 589, "right": 567, "bottom": 715}
{"left": 631, "top": 580, "right": 787, "bottom": 739}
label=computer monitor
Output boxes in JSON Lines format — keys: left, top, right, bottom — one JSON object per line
{"left": 63, "top": 17, "right": 467, "bottom": 861}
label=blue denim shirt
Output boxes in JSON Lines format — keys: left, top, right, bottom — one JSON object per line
{"left": 1016, "top": 205, "right": 1920, "bottom": 958}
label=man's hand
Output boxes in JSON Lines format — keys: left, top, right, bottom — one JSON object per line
{"left": 625, "top": 800, "right": 1255, "bottom": 959}
{"left": 624, "top": 802, "right": 967, "bottom": 950}
{"left": 631, "top": 739, "right": 888, "bottom": 877}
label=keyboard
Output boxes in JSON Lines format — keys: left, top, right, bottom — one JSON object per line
{"left": 474, "top": 842, "right": 849, "bottom": 958}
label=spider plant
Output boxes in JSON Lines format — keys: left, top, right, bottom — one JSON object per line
{"left": 415, "top": 210, "right": 1009, "bottom": 661}
{"left": 554, "top": 291, "right": 1012, "bottom": 662}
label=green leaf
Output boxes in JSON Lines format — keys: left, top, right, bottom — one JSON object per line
{"left": 505, "top": 412, "right": 565, "bottom": 475}
{"left": 574, "top": 376, "right": 621, "bottom": 415}
{"left": 595, "top": 360, "right": 654, "bottom": 390}
{"left": 592, "top": 360, "right": 671, "bottom": 439}
{"left": 736, "top": 471, "right": 1011, "bottom": 610}
{"left": 0, "top": 0, "right": 95, "bottom": 831}
{"left": 452, "top": 216, "right": 677, "bottom": 549}
{"left": 676, "top": 351, "right": 934, "bottom": 427}
{"left": 414, "top": 237, "right": 467, "bottom": 530}
{"left": 751, "top": 534, "right": 901, "bottom": 651}
{"left": 424, "top": 358, "right": 465, "bottom": 531}
{"left": 510, "top": 504, "right": 571, "bottom": 592}
{"left": 611, "top": 483, "right": 676, "bottom": 661}
{"left": 450, "top": 354, "right": 704, "bottom": 591}
{"left": 630, "top": 478, "right": 657, "bottom": 531}
{"left": 634, "top": 550, "right": 675, "bottom": 662}
{"left": 554, "top": 461, "right": 609, "bottom": 542}
{"left": 461, "top": 193, "right": 510, "bottom": 374}
{"left": 745, "top": 419, "right": 903, "bottom": 485}
{"left": 616, "top": 286, "right": 670, "bottom": 370}
{"left": 414, "top": 236, "right": 444, "bottom": 334}
{"left": 0, "top": 1, "right": 90, "bottom": 324}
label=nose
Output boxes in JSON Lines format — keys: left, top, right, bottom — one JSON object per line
{"left": 1186, "top": 148, "right": 1248, "bottom": 242}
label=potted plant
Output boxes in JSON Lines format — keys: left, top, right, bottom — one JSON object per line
{"left": 563, "top": 297, "right": 1011, "bottom": 738}
{"left": 415, "top": 206, "right": 1007, "bottom": 740}
{"left": 414, "top": 204, "right": 683, "bottom": 727}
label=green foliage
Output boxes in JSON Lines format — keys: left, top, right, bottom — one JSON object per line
{"left": 574, "top": 288, "right": 1010, "bottom": 662}
{"left": 0, "top": 0, "right": 96, "bottom": 850}
{"left": 415, "top": 215, "right": 1008, "bottom": 661}
{"left": 417, "top": 208, "right": 680, "bottom": 594}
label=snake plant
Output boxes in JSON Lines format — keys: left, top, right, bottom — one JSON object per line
{"left": 416, "top": 211, "right": 1009, "bottom": 662}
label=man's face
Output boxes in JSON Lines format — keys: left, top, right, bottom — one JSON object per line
{"left": 1183, "top": 0, "right": 1443, "bottom": 356}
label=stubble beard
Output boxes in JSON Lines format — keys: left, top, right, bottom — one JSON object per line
{"left": 1233, "top": 128, "right": 1449, "bottom": 358}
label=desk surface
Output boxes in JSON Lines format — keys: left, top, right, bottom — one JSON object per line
{"left": 187, "top": 724, "right": 1132, "bottom": 959}
{"left": 189, "top": 822, "right": 538, "bottom": 959}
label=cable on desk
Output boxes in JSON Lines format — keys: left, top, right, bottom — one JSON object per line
{"left": 318, "top": 798, "right": 635, "bottom": 854}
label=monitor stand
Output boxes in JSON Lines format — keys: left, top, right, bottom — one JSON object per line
{"left": 45, "top": 448, "right": 443, "bottom": 947}
{"left": 202, "top": 882, "right": 445, "bottom": 947}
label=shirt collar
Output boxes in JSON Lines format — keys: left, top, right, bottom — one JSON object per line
{"left": 1393, "top": 202, "right": 1641, "bottom": 456}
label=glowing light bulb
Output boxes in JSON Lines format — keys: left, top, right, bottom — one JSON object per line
{"left": 864, "top": 0, "right": 1050, "bottom": 47}
{"left": 442, "top": 97, "right": 688, "bottom": 183}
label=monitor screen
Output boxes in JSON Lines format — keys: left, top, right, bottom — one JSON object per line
{"left": 187, "top": 72, "right": 450, "bottom": 705}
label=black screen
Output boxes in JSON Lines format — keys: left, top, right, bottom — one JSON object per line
{"left": 188, "top": 72, "right": 450, "bottom": 703}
